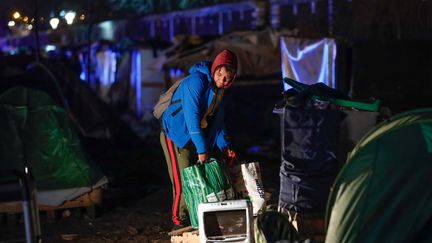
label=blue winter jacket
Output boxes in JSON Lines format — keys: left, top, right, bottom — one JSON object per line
{"left": 161, "top": 61, "right": 230, "bottom": 154}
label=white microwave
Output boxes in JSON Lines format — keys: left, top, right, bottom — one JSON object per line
{"left": 198, "top": 199, "right": 254, "bottom": 243}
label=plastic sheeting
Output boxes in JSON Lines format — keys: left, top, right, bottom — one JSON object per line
{"left": 110, "top": 48, "right": 166, "bottom": 120}
{"left": 276, "top": 106, "right": 380, "bottom": 215}
{"left": 163, "top": 29, "right": 283, "bottom": 79}
{"left": 95, "top": 49, "right": 117, "bottom": 102}
{"left": 131, "top": 49, "right": 165, "bottom": 119}
{"left": 280, "top": 37, "right": 336, "bottom": 92}
{"left": 278, "top": 108, "right": 340, "bottom": 214}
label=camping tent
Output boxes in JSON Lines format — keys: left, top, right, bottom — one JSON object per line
{"left": 0, "top": 64, "right": 107, "bottom": 206}
{"left": 325, "top": 108, "right": 432, "bottom": 242}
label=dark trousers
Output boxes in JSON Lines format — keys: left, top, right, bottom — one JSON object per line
{"left": 160, "top": 131, "right": 196, "bottom": 225}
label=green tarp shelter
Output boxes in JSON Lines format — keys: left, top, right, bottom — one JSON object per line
{"left": 325, "top": 108, "right": 432, "bottom": 242}
{"left": 0, "top": 85, "right": 105, "bottom": 204}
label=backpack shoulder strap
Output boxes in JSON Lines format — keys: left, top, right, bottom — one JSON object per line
{"left": 153, "top": 77, "right": 185, "bottom": 120}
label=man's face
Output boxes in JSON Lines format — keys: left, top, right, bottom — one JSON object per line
{"left": 214, "top": 66, "right": 234, "bottom": 89}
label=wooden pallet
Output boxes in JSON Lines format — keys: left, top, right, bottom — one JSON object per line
{"left": 0, "top": 188, "right": 102, "bottom": 213}
{"left": 169, "top": 226, "right": 199, "bottom": 243}
{"left": 0, "top": 188, "right": 103, "bottom": 223}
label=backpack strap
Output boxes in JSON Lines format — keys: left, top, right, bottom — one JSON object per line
{"left": 171, "top": 99, "right": 181, "bottom": 105}
{"left": 171, "top": 106, "right": 182, "bottom": 117}
{"left": 169, "top": 98, "right": 182, "bottom": 117}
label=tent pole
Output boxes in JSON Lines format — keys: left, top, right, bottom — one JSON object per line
{"left": 33, "top": 0, "right": 41, "bottom": 62}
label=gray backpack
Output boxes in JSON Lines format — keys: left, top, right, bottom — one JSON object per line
{"left": 153, "top": 78, "right": 184, "bottom": 120}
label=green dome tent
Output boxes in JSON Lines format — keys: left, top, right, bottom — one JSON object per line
{"left": 0, "top": 85, "right": 106, "bottom": 205}
{"left": 325, "top": 109, "right": 432, "bottom": 242}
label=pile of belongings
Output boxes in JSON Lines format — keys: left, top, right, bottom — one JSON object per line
{"left": 275, "top": 77, "right": 380, "bottom": 112}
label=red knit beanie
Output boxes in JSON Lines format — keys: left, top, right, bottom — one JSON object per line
{"left": 211, "top": 49, "right": 238, "bottom": 78}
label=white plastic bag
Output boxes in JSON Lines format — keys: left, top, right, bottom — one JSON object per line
{"left": 231, "top": 162, "right": 266, "bottom": 215}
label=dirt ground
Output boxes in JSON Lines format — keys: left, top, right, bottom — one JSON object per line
{"left": 0, "top": 82, "right": 283, "bottom": 242}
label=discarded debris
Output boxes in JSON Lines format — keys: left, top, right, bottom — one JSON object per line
{"left": 126, "top": 226, "right": 139, "bottom": 235}
{"left": 61, "top": 234, "right": 78, "bottom": 241}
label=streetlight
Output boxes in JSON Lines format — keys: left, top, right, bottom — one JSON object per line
{"left": 13, "top": 11, "right": 21, "bottom": 19}
{"left": 64, "top": 11, "right": 76, "bottom": 25}
{"left": 49, "top": 17, "right": 60, "bottom": 29}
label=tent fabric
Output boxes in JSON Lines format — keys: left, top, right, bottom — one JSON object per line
{"left": 325, "top": 108, "right": 432, "bottom": 243}
{"left": 37, "top": 177, "right": 108, "bottom": 206}
{"left": 280, "top": 37, "right": 337, "bottom": 91}
{"left": 0, "top": 86, "right": 105, "bottom": 192}
{"left": 0, "top": 56, "right": 115, "bottom": 139}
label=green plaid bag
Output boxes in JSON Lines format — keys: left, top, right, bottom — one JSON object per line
{"left": 254, "top": 206, "right": 299, "bottom": 243}
{"left": 182, "top": 158, "right": 234, "bottom": 228}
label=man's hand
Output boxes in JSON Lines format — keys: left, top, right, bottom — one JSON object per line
{"left": 226, "top": 149, "right": 236, "bottom": 159}
{"left": 198, "top": 153, "right": 209, "bottom": 163}
{"left": 224, "top": 148, "right": 236, "bottom": 167}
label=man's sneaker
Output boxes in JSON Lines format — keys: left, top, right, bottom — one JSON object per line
{"left": 171, "top": 218, "right": 191, "bottom": 231}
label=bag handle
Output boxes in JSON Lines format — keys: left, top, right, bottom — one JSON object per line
{"left": 199, "top": 160, "right": 222, "bottom": 201}
{"left": 198, "top": 158, "right": 229, "bottom": 201}
{"left": 193, "top": 163, "right": 218, "bottom": 201}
